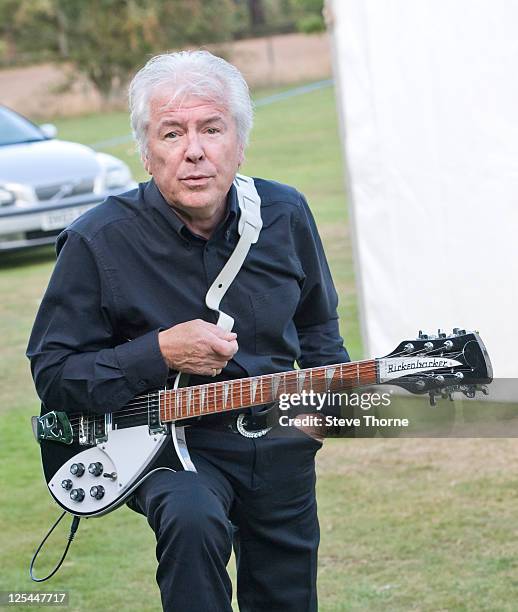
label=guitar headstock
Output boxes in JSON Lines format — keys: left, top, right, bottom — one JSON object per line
{"left": 378, "top": 329, "right": 493, "bottom": 403}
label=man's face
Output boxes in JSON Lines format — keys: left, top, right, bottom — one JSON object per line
{"left": 143, "top": 90, "right": 244, "bottom": 222}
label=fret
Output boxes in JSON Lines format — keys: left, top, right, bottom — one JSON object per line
{"left": 200, "top": 386, "right": 206, "bottom": 413}
{"left": 271, "top": 375, "right": 280, "bottom": 400}
{"left": 356, "top": 362, "right": 360, "bottom": 385}
{"left": 325, "top": 367, "right": 336, "bottom": 391}
{"left": 175, "top": 389, "right": 179, "bottom": 419}
{"left": 223, "top": 382, "right": 230, "bottom": 410}
{"left": 283, "top": 372, "right": 287, "bottom": 394}
{"left": 212, "top": 382, "right": 217, "bottom": 413}
{"left": 240, "top": 378, "right": 243, "bottom": 407}
{"left": 186, "top": 389, "right": 192, "bottom": 416}
{"left": 251, "top": 378, "right": 258, "bottom": 403}
{"left": 296, "top": 370, "right": 306, "bottom": 393}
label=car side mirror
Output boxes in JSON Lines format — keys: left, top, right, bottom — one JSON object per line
{"left": 39, "top": 123, "right": 58, "bottom": 139}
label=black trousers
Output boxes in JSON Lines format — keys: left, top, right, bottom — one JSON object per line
{"left": 130, "top": 424, "right": 322, "bottom": 612}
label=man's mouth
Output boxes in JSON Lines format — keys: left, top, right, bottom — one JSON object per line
{"left": 180, "top": 175, "right": 213, "bottom": 186}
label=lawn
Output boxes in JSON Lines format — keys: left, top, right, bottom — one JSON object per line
{"left": 1, "top": 85, "right": 517, "bottom": 611}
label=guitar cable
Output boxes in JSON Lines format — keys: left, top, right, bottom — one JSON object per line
{"left": 29, "top": 511, "right": 81, "bottom": 582}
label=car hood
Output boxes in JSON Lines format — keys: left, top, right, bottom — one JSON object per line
{"left": 0, "top": 139, "right": 101, "bottom": 186}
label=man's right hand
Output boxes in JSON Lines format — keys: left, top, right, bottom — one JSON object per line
{"left": 158, "top": 319, "right": 238, "bottom": 376}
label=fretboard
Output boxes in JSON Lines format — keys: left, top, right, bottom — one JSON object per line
{"left": 158, "top": 359, "right": 378, "bottom": 423}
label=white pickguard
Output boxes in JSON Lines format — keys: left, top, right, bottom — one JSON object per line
{"left": 48, "top": 424, "right": 195, "bottom": 516}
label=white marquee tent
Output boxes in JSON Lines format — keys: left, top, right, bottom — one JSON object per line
{"left": 329, "top": 0, "right": 518, "bottom": 377}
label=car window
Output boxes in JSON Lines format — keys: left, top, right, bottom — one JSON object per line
{"left": 0, "top": 107, "right": 46, "bottom": 146}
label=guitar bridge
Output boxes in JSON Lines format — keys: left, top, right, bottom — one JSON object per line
{"left": 78, "top": 414, "right": 109, "bottom": 445}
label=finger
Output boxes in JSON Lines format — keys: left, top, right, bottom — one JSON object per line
{"left": 208, "top": 325, "right": 238, "bottom": 341}
{"left": 210, "top": 337, "right": 239, "bottom": 358}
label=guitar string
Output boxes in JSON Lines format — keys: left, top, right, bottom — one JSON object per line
{"left": 64, "top": 361, "right": 381, "bottom": 429}
{"left": 67, "top": 343, "right": 461, "bottom": 423}
{"left": 64, "top": 359, "right": 379, "bottom": 424}
{"left": 66, "top": 366, "right": 475, "bottom": 434}
{"left": 65, "top": 357, "right": 470, "bottom": 429}
{"left": 64, "top": 346, "right": 471, "bottom": 429}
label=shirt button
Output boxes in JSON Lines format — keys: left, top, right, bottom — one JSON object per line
{"left": 138, "top": 380, "right": 146, "bottom": 388}
{"left": 184, "top": 242, "right": 191, "bottom": 250}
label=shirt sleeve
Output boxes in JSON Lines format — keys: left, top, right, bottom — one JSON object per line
{"left": 26, "top": 230, "right": 169, "bottom": 415}
{"left": 293, "top": 193, "right": 350, "bottom": 370}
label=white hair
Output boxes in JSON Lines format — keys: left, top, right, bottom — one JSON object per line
{"left": 129, "top": 50, "right": 254, "bottom": 156}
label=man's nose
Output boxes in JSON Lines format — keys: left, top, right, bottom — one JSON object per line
{"left": 184, "top": 133, "right": 204, "bottom": 162}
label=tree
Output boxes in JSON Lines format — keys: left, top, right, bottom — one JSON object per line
{"left": 1, "top": 0, "right": 237, "bottom": 101}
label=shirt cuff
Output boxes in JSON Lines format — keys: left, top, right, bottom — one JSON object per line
{"left": 114, "top": 329, "right": 169, "bottom": 394}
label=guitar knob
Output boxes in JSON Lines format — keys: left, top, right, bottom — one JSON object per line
{"left": 90, "top": 485, "right": 105, "bottom": 500}
{"left": 61, "top": 479, "right": 73, "bottom": 490}
{"left": 70, "top": 463, "right": 85, "bottom": 477}
{"left": 88, "top": 462, "right": 104, "bottom": 477}
{"left": 70, "top": 488, "right": 85, "bottom": 502}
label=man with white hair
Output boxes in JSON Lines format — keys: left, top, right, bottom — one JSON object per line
{"left": 28, "top": 50, "right": 349, "bottom": 611}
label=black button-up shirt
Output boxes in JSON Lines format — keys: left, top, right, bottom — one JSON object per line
{"left": 27, "top": 178, "right": 349, "bottom": 415}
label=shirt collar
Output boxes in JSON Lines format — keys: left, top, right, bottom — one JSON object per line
{"left": 144, "top": 178, "right": 238, "bottom": 241}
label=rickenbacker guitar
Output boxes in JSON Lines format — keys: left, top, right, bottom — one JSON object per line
{"left": 32, "top": 329, "right": 492, "bottom": 518}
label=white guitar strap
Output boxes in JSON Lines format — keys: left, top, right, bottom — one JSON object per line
{"left": 172, "top": 174, "right": 263, "bottom": 465}
{"left": 172, "top": 173, "right": 262, "bottom": 387}
{"left": 204, "top": 173, "right": 262, "bottom": 331}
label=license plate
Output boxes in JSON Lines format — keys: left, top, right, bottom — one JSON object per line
{"left": 41, "top": 204, "right": 95, "bottom": 231}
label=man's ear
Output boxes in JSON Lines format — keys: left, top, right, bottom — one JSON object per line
{"left": 142, "top": 152, "right": 152, "bottom": 175}
{"left": 237, "top": 143, "right": 245, "bottom": 168}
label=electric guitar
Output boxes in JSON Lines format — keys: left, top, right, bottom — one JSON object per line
{"left": 32, "top": 329, "right": 492, "bottom": 518}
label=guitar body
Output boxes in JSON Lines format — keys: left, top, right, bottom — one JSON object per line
{"left": 39, "top": 420, "right": 191, "bottom": 517}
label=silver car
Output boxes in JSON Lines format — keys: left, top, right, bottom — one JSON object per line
{"left": 0, "top": 105, "right": 136, "bottom": 251}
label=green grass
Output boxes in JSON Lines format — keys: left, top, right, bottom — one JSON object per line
{"left": 2, "top": 86, "right": 517, "bottom": 611}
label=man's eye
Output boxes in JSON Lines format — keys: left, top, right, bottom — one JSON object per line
{"left": 207, "top": 127, "right": 220, "bottom": 135}
{"left": 165, "top": 131, "right": 178, "bottom": 139}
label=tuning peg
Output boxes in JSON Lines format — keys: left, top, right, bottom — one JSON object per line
{"left": 463, "top": 386, "right": 476, "bottom": 399}
{"left": 418, "top": 330, "right": 428, "bottom": 339}
{"left": 429, "top": 392, "right": 437, "bottom": 406}
{"left": 438, "top": 329, "right": 447, "bottom": 338}
{"left": 404, "top": 343, "right": 414, "bottom": 353}
{"left": 452, "top": 328, "right": 466, "bottom": 336}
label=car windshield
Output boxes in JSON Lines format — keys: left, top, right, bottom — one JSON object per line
{"left": 0, "top": 107, "right": 46, "bottom": 146}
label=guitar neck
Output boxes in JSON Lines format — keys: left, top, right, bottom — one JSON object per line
{"left": 158, "top": 359, "right": 378, "bottom": 423}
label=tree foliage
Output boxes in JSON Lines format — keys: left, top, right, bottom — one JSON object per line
{"left": 0, "top": 0, "right": 238, "bottom": 99}
{"left": 0, "top": 0, "right": 325, "bottom": 100}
